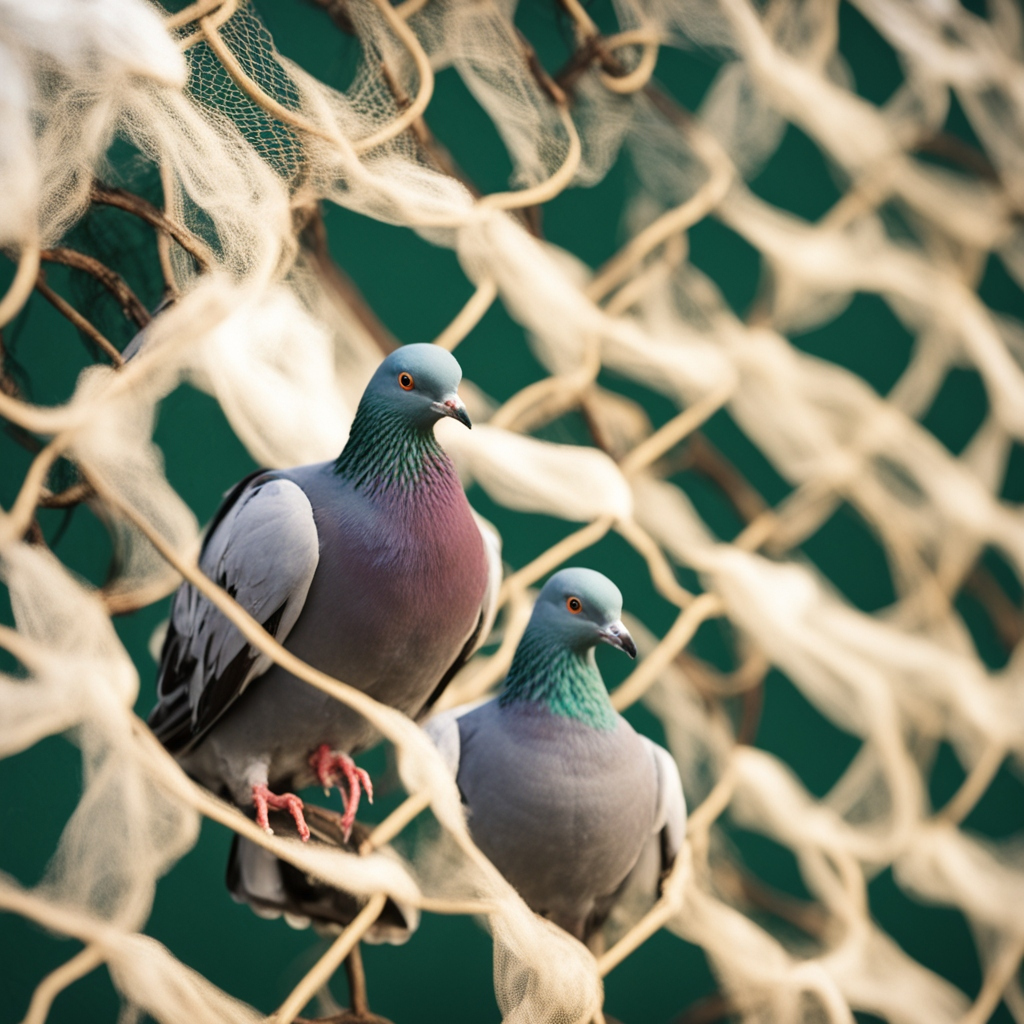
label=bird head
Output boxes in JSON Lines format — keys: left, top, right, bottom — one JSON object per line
{"left": 532, "top": 567, "right": 637, "bottom": 658}
{"left": 364, "top": 344, "right": 471, "bottom": 430}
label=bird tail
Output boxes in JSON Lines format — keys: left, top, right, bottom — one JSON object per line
{"left": 225, "top": 808, "right": 418, "bottom": 945}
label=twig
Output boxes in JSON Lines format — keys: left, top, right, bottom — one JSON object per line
{"left": 345, "top": 942, "right": 369, "bottom": 1018}
{"left": 514, "top": 27, "right": 567, "bottom": 106}
{"left": 39, "top": 482, "right": 94, "bottom": 510}
{"left": 964, "top": 563, "right": 1024, "bottom": 651}
{"left": 273, "top": 894, "right": 388, "bottom": 1024}
{"left": 90, "top": 185, "right": 213, "bottom": 272}
{"left": 914, "top": 132, "right": 1000, "bottom": 183}
{"left": 713, "top": 860, "right": 827, "bottom": 939}
{"left": 34, "top": 275, "right": 124, "bottom": 367}
{"left": 679, "top": 434, "right": 769, "bottom": 526}
{"left": 40, "top": 248, "right": 150, "bottom": 328}
{"left": 377, "top": 62, "right": 482, "bottom": 203}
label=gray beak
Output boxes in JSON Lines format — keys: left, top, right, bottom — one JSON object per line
{"left": 598, "top": 620, "right": 637, "bottom": 659}
{"left": 433, "top": 395, "right": 472, "bottom": 429}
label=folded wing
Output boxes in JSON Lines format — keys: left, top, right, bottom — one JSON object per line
{"left": 148, "top": 474, "right": 320, "bottom": 752}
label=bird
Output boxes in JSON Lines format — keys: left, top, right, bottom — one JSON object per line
{"left": 148, "top": 343, "right": 501, "bottom": 847}
{"left": 425, "top": 567, "right": 686, "bottom": 945}
{"left": 225, "top": 804, "right": 418, "bottom": 944}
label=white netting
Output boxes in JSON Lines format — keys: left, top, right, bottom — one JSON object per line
{"left": 1, "top": 0, "right": 1023, "bottom": 1021}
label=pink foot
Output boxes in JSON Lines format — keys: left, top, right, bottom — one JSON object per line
{"left": 309, "top": 744, "right": 374, "bottom": 841}
{"left": 252, "top": 782, "right": 310, "bottom": 842}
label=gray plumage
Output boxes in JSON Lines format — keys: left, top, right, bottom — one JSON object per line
{"left": 226, "top": 806, "right": 417, "bottom": 944}
{"left": 425, "top": 568, "right": 686, "bottom": 942}
{"left": 148, "top": 343, "right": 499, "bottom": 872}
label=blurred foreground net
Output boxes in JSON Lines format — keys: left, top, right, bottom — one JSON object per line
{"left": 1, "top": 0, "right": 1024, "bottom": 1021}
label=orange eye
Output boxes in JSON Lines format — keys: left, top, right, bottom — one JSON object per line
{"left": 567, "top": 596, "right": 582, "bottom": 614}
{"left": 398, "top": 372, "right": 414, "bottom": 391}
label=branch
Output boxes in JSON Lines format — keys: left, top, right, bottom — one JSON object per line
{"left": 34, "top": 274, "right": 124, "bottom": 367}
{"left": 40, "top": 248, "right": 150, "bottom": 328}
{"left": 90, "top": 184, "right": 213, "bottom": 272}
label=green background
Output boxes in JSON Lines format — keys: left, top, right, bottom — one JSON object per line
{"left": 2, "top": 1, "right": 1022, "bottom": 1021}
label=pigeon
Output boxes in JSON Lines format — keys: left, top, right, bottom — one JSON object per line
{"left": 226, "top": 805, "right": 418, "bottom": 943}
{"left": 148, "top": 343, "right": 501, "bottom": 845}
{"left": 425, "top": 568, "right": 686, "bottom": 944}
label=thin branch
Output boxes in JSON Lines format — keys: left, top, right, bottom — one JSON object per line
{"left": 90, "top": 185, "right": 213, "bottom": 272}
{"left": 914, "top": 132, "right": 1000, "bottom": 183}
{"left": 678, "top": 434, "right": 769, "bottom": 526}
{"left": 713, "top": 860, "right": 828, "bottom": 940}
{"left": 964, "top": 563, "right": 1024, "bottom": 651}
{"left": 39, "top": 481, "right": 94, "bottom": 510}
{"left": 377, "top": 62, "right": 483, "bottom": 202}
{"left": 34, "top": 275, "right": 124, "bottom": 367}
{"left": 345, "top": 942, "right": 369, "bottom": 1018}
{"left": 274, "top": 894, "right": 387, "bottom": 1024}
{"left": 40, "top": 248, "right": 150, "bottom": 328}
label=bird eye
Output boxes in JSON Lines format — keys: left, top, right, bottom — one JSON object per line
{"left": 566, "top": 596, "right": 582, "bottom": 614}
{"left": 398, "top": 372, "right": 414, "bottom": 391}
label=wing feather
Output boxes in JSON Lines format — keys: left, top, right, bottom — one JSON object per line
{"left": 148, "top": 475, "right": 319, "bottom": 752}
{"left": 643, "top": 737, "right": 687, "bottom": 868}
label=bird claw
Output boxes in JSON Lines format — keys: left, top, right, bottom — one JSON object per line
{"left": 252, "top": 782, "right": 310, "bottom": 842}
{"left": 309, "top": 744, "right": 374, "bottom": 841}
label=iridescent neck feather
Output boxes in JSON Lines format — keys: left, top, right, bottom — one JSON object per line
{"left": 333, "top": 394, "right": 452, "bottom": 496}
{"left": 499, "top": 627, "right": 617, "bottom": 731}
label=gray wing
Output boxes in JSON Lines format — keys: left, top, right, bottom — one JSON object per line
{"left": 416, "top": 513, "right": 502, "bottom": 717}
{"left": 148, "top": 474, "right": 319, "bottom": 752}
{"left": 645, "top": 737, "right": 687, "bottom": 869}
{"left": 595, "top": 738, "right": 687, "bottom": 943}
{"left": 226, "top": 809, "right": 419, "bottom": 945}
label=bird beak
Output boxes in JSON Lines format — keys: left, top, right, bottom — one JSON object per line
{"left": 598, "top": 620, "right": 637, "bottom": 659}
{"left": 433, "top": 395, "right": 472, "bottom": 429}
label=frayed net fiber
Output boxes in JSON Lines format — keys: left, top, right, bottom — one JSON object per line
{"left": 1, "top": 0, "right": 1023, "bottom": 1022}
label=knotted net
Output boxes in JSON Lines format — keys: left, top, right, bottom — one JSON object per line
{"left": 1, "top": 0, "right": 1023, "bottom": 1022}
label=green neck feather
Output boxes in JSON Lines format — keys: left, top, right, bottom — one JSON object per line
{"left": 499, "top": 627, "right": 618, "bottom": 731}
{"left": 333, "top": 394, "right": 448, "bottom": 494}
